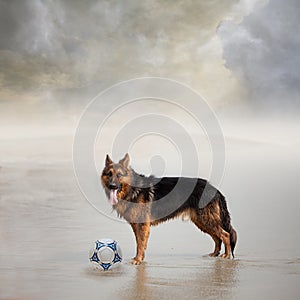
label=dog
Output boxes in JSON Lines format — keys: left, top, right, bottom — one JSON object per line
{"left": 101, "top": 153, "right": 237, "bottom": 265}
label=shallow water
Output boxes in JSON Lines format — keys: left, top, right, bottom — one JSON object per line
{"left": 0, "top": 138, "right": 300, "bottom": 300}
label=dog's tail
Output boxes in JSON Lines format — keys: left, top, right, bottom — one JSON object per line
{"left": 228, "top": 225, "right": 237, "bottom": 258}
{"left": 218, "top": 193, "right": 237, "bottom": 258}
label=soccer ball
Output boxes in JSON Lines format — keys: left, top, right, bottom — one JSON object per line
{"left": 89, "top": 238, "right": 122, "bottom": 271}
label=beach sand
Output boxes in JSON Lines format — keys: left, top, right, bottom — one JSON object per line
{"left": 0, "top": 136, "right": 300, "bottom": 300}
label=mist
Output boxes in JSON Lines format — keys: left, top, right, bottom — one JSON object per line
{"left": 0, "top": 0, "right": 298, "bottom": 135}
{"left": 0, "top": 0, "right": 251, "bottom": 123}
{"left": 0, "top": 0, "right": 298, "bottom": 167}
{"left": 0, "top": 0, "right": 299, "bottom": 169}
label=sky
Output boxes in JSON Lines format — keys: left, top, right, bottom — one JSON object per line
{"left": 0, "top": 0, "right": 299, "bottom": 127}
{"left": 218, "top": 0, "right": 300, "bottom": 113}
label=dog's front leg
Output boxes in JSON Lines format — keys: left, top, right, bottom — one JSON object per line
{"left": 131, "top": 222, "right": 150, "bottom": 265}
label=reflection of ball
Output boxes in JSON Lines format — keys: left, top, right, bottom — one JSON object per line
{"left": 89, "top": 238, "right": 122, "bottom": 271}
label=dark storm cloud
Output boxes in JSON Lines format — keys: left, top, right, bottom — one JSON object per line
{"left": 0, "top": 0, "right": 237, "bottom": 95}
{"left": 218, "top": 0, "right": 300, "bottom": 110}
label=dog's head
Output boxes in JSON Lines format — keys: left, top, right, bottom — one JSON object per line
{"left": 101, "top": 153, "right": 131, "bottom": 205}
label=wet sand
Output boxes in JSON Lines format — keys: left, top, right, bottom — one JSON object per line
{"left": 0, "top": 137, "right": 300, "bottom": 300}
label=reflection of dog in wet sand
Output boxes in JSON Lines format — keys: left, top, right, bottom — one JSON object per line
{"left": 101, "top": 153, "right": 237, "bottom": 265}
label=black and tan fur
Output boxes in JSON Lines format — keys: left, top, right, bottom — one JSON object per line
{"left": 101, "top": 153, "right": 237, "bottom": 265}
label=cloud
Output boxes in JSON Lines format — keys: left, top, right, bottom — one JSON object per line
{"left": 218, "top": 0, "right": 300, "bottom": 111}
{"left": 0, "top": 0, "right": 242, "bottom": 112}
{"left": 7, "top": 0, "right": 295, "bottom": 122}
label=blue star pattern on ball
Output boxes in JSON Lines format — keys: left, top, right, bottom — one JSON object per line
{"left": 112, "top": 252, "right": 122, "bottom": 264}
{"left": 100, "top": 263, "right": 112, "bottom": 271}
{"left": 95, "top": 240, "right": 106, "bottom": 250}
{"left": 90, "top": 252, "right": 99, "bottom": 263}
{"left": 107, "top": 241, "right": 117, "bottom": 252}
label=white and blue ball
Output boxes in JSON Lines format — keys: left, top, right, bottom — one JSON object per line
{"left": 89, "top": 238, "right": 122, "bottom": 271}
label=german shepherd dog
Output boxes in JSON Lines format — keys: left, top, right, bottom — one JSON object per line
{"left": 101, "top": 153, "right": 237, "bottom": 265}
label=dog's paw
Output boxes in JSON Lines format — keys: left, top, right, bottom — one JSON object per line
{"left": 209, "top": 252, "right": 220, "bottom": 257}
{"left": 220, "top": 253, "right": 231, "bottom": 259}
{"left": 131, "top": 258, "right": 142, "bottom": 265}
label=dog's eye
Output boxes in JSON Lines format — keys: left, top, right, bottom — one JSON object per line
{"left": 117, "top": 173, "right": 123, "bottom": 178}
{"left": 107, "top": 171, "right": 113, "bottom": 177}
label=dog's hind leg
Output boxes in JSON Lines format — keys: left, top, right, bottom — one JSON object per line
{"left": 191, "top": 208, "right": 231, "bottom": 258}
{"left": 209, "top": 234, "right": 222, "bottom": 257}
{"left": 219, "top": 228, "right": 231, "bottom": 259}
{"left": 191, "top": 217, "right": 220, "bottom": 257}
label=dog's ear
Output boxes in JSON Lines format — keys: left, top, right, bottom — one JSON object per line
{"left": 105, "top": 154, "right": 113, "bottom": 166}
{"left": 119, "top": 153, "right": 130, "bottom": 168}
